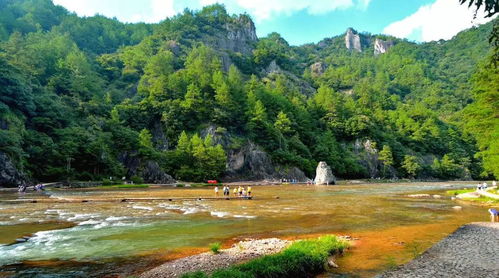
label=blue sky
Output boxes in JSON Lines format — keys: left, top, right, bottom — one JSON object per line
{"left": 53, "top": 0, "right": 496, "bottom": 45}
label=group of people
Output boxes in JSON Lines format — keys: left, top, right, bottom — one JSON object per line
{"left": 17, "top": 183, "right": 45, "bottom": 193}
{"left": 477, "top": 180, "right": 497, "bottom": 191}
{"left": 214, "top": 185, "right": 252, "bottom": 197}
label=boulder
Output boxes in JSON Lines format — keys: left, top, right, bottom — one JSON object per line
{"left": 314, "top": 161, "right": 336, "bottom": 185}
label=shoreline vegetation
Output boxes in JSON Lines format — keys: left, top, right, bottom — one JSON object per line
{"left": 140, "top": 235, "right": 348, "bottom": 278}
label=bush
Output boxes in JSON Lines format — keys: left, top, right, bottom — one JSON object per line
{"left": 209, "top": 242, "right": 222, "bottom": 254}
{"left": 130, "top": 175, "right": 144, "bottom": 184}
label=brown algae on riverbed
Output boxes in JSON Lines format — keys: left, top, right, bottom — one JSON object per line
{"left": 0, "top": 182, "right": 490, "bottom": 277}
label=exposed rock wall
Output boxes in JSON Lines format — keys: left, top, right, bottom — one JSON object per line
{"left": 224, "top": 141, "right": 307, "bottom": 182}
{"left": 0, "top": 152, "right": 28, "bottom": 187}
{"left": 345, "top": 28, "right": 362, "bottom": 52}
{"left": 374, "top": 38, "right": 394, "bottom": 55}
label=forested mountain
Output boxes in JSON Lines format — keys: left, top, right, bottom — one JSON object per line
{"left": 0, "top": 0, "right": 497, "bottom": 186}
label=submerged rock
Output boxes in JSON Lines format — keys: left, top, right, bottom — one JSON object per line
{"left": 314, "top": 161, "right": 336, "bottom": 185}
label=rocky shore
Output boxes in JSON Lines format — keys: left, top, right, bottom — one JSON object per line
{"left": 378, "top": 222, "right": 499, "bottom": 278}
{"left": 140, "top": 238, "right": 290, "bottom": 278}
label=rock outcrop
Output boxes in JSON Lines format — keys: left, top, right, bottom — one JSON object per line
{"left": 141, "top": 161, "right": 175, "bottom": 184}
{"left": 310, "top": 62, "right": 326, "bottom": 76}
{"left": 0, "top": 152, "right": 28, "bottom": 187}
{"left": 314, "top": 161, "right": 336, "bottom": 185}
{"left": 345, "top": 28, "right": 362, "bottom": 52}
{"left": 221, "top": 15, "right": 258, "bottom": 55}
{"left": 374, "top": 38, "right": 394, "bottom": 55}
{"left": 224, "top": 142, "right": 307, "bottom": 182}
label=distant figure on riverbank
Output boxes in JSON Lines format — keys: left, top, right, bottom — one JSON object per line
{"left": 223, "top": 185, "right": 230, "bottom": 196}
{"left": 493, "top": 180, "right": 497, "bottom": 187}
{"left": 214, "top": 186, "right": 219, "bottom": 196}
{"left": 247, "top": 186, "right": 252, "bottom": 196}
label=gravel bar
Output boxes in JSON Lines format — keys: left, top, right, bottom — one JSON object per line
{"left": 378, "top": 222, "right": 499, "bottom": 278}
{"left": 140, "top": 238, "right": 290, "bottom": 278}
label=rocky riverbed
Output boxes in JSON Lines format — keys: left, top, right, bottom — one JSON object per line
{"left": 140, "top": 238, "right": 290, "bottom": 278}
{"left": 378, "top": 222, "right": 499, "bottom": 278}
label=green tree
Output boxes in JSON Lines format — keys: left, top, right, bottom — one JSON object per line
{"left": 402, "top": 155, "right": 421, "bottom": 178}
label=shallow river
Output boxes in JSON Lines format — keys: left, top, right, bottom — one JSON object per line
{"left": 0, "top": 182, "right": 489, "bottom": 277}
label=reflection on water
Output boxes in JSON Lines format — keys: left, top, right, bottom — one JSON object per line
{"left": 0, "top": 182, "right": 488, "bottom": 277}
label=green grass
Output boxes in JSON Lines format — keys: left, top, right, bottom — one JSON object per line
{"left": 209, "top": 242, "right": 221, "bottom": 254}
{"left": 97, "top": 184, "right": 149, "bottom": 189}
{"left": 182, "top": 235, "right": 348, "bottom": 278}
{"left": 446, "top": 189, "right": 499, "bottom": 203}
{"left": 446, "top": 189, "right": 475, "bottom": 195}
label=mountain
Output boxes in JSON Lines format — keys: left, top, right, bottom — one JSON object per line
{"left": 0, "top": 0, "right": 497, "bottom": 186}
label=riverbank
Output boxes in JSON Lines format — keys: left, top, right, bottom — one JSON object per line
{"left": 141, "top": 236, "right": 348, "bottom": 278}
{"left": 140, "top": 238, "right": 290, "bottom": 278}
{"left": 378, "top": 222, "right": 499, "bottom": 278}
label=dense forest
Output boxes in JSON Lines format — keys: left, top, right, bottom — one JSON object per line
{"left": 0, "top": 0, "right": 497, "bottom": 185}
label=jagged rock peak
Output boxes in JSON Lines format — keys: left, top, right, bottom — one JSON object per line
{"left": 374, "top": 38, "right": 394, "bottom": 55}
{"left": 219, "top": 14, "right": 257, "bottom": 55}
{"left": 345, "top": 28, "right": 362, "bottom": 52}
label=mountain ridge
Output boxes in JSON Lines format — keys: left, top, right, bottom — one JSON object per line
{"left": 0, "top": 0, "right": 497, "bottom": 186}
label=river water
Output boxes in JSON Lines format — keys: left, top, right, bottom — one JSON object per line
{"left": 0, "top": 182, "right": 488, "bottom": 277}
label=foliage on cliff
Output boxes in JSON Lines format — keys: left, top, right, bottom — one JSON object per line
{"left": 0, "top": 0, "right": 497, "bottom": 184}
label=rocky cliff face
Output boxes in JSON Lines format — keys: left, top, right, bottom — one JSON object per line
{"left": 224, "top": 142, "right": 307, "bottom": 182}
{"left": 374, "top": 38, "right": 394, "bottom": 55}
{"left": 206, "top": 15, "right": 257, "bottom": 71}
{"left": 345, "top": 28, "right": 362, "bottom": 52}
{"left": 0, "top": 152, "right": 28, "bottom": 187}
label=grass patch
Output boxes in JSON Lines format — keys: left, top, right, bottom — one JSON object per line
{"left": 446, "top": 189, "right": 475, "bottom": 195}
{"left": 209, "top": 242, "right": 222, "bottom": 254}
{"left": 97, "top": 184, "right": 149, "bottom": 189}
{"left": 182, "top": 235, "right": 348, "bottom": 278}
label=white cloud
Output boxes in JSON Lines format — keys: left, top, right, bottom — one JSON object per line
{"left": 53, "top": 0, "right": 97, "bottom": 17}
{"left": 150, "top": 0, "right": 176, "bottom": 22}
{"left": 383, "top": 0, "right": 496, "bottom": 42}
{"left": 53, "top": 0, "right": 175, "bottom": 23}
{"left": 199, "top": 0, "right": 371, "bottom": 21}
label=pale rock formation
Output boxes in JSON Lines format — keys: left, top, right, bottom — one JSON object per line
{"left": 374, "top": 38, "right": 394, "bottom": 55}
{"left": 314, "top": 161, "right": 336, "bottom": 185}
{"left": 345, "top": 28, "right": 362, "bottom": 52}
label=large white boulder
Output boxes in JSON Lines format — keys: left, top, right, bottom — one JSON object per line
{"left": 314, "top": 161, "right": 336, "bottom": 185}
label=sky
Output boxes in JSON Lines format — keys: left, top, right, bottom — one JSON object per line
{"left": 52, "top": 0, "right": 496, "bottom": 45}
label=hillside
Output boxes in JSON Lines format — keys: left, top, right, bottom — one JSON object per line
{"left": 0, "top": 0, "right": 497, "bottom": 186}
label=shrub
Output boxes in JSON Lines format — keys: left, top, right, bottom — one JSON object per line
{"left": 130, "top": 175, "right": 144, "bottom": 184}
{"left": 184, "top": 235, "right": 348, "bottom": 278}
{"left": 209, "top": 242, "right": 222, "bottom": 254}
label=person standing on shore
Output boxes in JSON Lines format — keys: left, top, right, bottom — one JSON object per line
{"left": 247, "top": 186, "right": 252, "bottom": 196}
{"left": 214, "top": 186, "right": 219, "bottom": 197}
